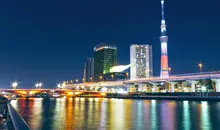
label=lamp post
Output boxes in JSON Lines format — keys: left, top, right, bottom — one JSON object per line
{"left": 12, "top": 81, "right": 18, "bottom": 89}
{"left": 198, "top": 63, "right": 203, "bottom": 73}
{"left": 126, "top": 72, "right": 129, "bottom": 79}
{"left": 100, "top": 76, "right": 103, "bottom": 82}
{"left": 90, "top": 77, "right": 93, "bottom": 82}
{"left": 35, "top": 82, "right": 43, "bottom": 89}
{"left": 38, "top": 82, "right": 43, "bottom": 89}
{"left": 76, "top": 79, "right": 78, "bottom": 84}
{"left": 168, "top": 67, "right": 172, "bottom": 75}
{"left": 57, "top": 83, "right": 61, "bottom": 89}
{"left": 111, "top": 74, "right": 114, "bottom": 81}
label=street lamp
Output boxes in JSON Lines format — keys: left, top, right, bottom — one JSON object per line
{"left": 90, "top": 77, "right": 93, "bottom": 82}
{"left": 111, "top": 74, "right": 114, "bottom": 80}
{"left": 57, "top": 83, "right": 61, "bottom": 89}
{"left": 62, "top": 82, "right": 66, "bottom": 88}
{"left": 168, "top": 67, "right": 172, "bottom": 74}
{"left": 35, "top": 83, "right": 39, "bottom": 89}
{"left": 38, "top": 82, "right": 43, "bottom": 88}
{"left": 76, "top": 79, "right": 78, "bottom": 84}
{"left": 99, "top": 76, "right": 103, "bottom": 81}
{"left": 35, "top": 82, "right": 43, "bottom": 89}
{"left": 125, "top": 72, "right": 129, "bottom": 80}
{"left": 198, "top": 63, "right": 203, "bottom": 73}
{"left": 12, "top": 81, "right": 18, "bottom": 89}
{"left": 82, "top": 78, "right": 85, "bottom": 83}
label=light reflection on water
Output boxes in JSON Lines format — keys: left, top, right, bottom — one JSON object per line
{"left": 11, "top": 98, "right": 220, "bottom": 130}
{"left": 183, "top": 101, "right": 191, "bottom": 130}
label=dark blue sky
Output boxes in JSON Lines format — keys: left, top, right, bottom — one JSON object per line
{"left": 0, "top": 0, "right": 219, "bottom": 88}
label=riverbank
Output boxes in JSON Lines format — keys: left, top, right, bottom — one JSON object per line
{"left": 106, "top": 92, "right": 220, "bottom": 101}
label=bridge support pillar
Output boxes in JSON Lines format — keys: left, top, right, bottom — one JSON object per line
{"left": 189, "top": 81, "right": 197, "bottom": 92}
{"left": 150, "top": 83, "right": 157, "bottom": 93}
{"left": 212, "top": 79, "right": 220, "bottom": 92}
{"left": 169, "top": 82, "right": 176, "bottom": 92}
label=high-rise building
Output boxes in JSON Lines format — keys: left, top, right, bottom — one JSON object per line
{"left": 94, "top": 43, "right": 117, "bottom": 82}
{"left": 84, "top": 57, "right": 94, "bottom": 82}
{"left": 160, "top": 0, "right": 169, "bottom": 78}
{"left": 130, "top": 44, "right": 153, "bottom": 79}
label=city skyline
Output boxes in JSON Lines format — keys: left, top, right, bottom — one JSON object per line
{"left": 0, "top": 0, "right": 219, "bottom": 88}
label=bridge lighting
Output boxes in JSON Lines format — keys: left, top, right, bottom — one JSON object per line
{"left": 35, "top": 82, "right": 43, "bottom": 89}
{"left": 57, "top": 83, "right": 61, "bottom": 89}
{"left": 118, "top": 88, "right": 127, "bottom": 94}
{"left": 38, "top": 82, "right": 43, "bottom": 88}
{"left": 12, "top": 82, "right": 18, "bottom": 89}
{"left": 201, "top": 86, "right": 206, "bottom": 92}
{"left": 62, "top": 82, "right": 66, "bottom": 87}
{"left": 101, "top": 87, "right": 107, "bottom": 92}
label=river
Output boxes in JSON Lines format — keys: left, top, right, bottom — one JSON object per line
{"left": 10, "top": 98, "right": 220, "bottom": 130}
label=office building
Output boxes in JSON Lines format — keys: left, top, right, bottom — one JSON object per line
{"left": 130, "top": 44, "right": 153, "bottom": 79}
{"left": 94, "top": 43, "right": 117, "bottom": 81}
{"left": 84, "top": 57, "right": 94, "bottom": 82}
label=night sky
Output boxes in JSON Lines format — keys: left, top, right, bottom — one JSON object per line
{"left": 0, "top": 0, "right": 219, "bottom": 88}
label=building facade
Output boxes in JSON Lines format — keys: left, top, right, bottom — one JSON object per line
{"left": 84, "top": 57, "right": 94, "bottom": 82}
{"left": 94, "top": 43, "right": 117, "bottom": 82}
{"left": 103, "top": 72, "right": 129, "bottom": 81}
{"left": 130, "top": 44, "right": 153, "bottom": 79}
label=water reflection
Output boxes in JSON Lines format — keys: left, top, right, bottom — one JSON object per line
{"left": 160, "top": 101, "right": 176, "bottom": 130}
{"left": 10, "top": 98, "right": 220, "bottom": 130}
{"left": 200, "top": 101, "right": 211, "bottom": 130}
{"left": 150, "top": 100, "right": 158, "bottom": 130}
{"left": 183, "top": 101, "right": 191, "bottom": 130}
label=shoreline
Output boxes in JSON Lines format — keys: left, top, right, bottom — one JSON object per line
{"left": 105, "top": 96, "right": 220, "bottom": 101}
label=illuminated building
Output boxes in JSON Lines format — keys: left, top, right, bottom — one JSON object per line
{"left": 110, "top": 65, "right": 130, "bottom": 73}
{"left": 84, "top": 57, "right": 94, "bottom": 82}
{"left": 94, "top": 43, "right": 117, "bottom": 82}
{"left": 160, "top": 0, "right": 169, "bottom": 78}
{"left": 130, "top": 44, "right": 153, "bottom": 79}
{"left": 103, "top": 72, "right": 128, "bottom": 81}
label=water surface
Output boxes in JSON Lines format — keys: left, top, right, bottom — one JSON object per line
{"left": 11, "top": 98, "right": 220, "bottom": 130}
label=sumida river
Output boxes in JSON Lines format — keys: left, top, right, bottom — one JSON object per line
{"left": 11, "top": 98, "right": 220, "bottom": 130}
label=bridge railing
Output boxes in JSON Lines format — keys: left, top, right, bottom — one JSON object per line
{"left": 7, "top": 103, "right": 30, "bottom": 130}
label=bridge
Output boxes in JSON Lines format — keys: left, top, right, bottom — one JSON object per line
{"left": 64, "top": 71, "right": 220, "bottom": 93}
{"left": 1, "top": 71, "right": 220, "bottom": 98}
{"left": 0, "top": 89, "right": 111, "bottom": 98}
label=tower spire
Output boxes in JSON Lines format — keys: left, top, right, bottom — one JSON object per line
{"left": 160, "top": 0, "right": 169, "bottom": 78}
{"left": 161, "top": 0, "right": 165, "bottom": 20}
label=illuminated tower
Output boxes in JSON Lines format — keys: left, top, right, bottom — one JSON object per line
{"left": 160, "top": 0, "right": 169, "bottom": 78}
